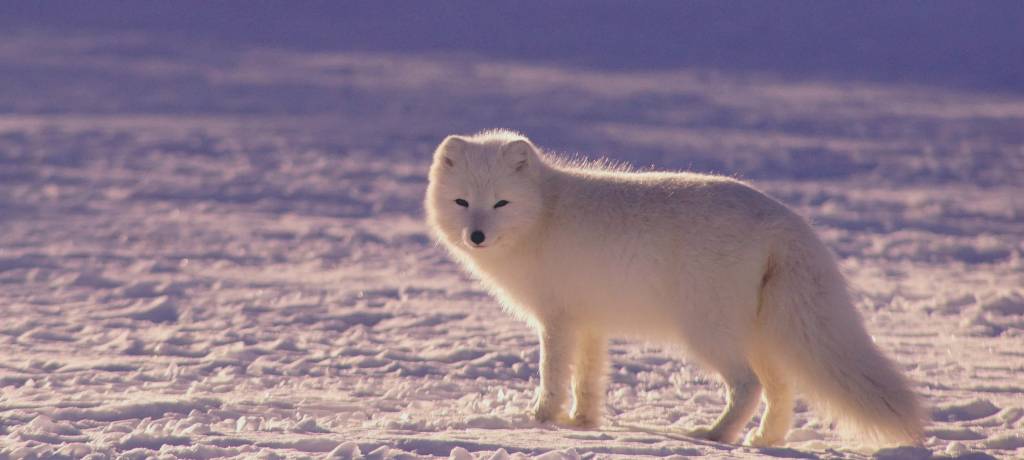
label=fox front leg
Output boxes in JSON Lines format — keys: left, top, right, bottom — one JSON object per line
{"left": 531, "top": 321, "right": 577, "bottom": 423}
{"left": 570, "top": 331, "right": 607, "bottom": 428}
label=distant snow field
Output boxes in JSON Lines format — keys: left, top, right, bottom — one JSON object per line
{"left": 1, "top": 32, "right": 1023, "bottom": 459}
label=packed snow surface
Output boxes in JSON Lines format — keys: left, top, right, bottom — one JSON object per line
{"left": 1, "top": 30, "right": 1023, "bottom": 459}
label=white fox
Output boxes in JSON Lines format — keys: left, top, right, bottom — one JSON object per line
{"left": 424, "top": 129, "right": 924, "bottom": 446}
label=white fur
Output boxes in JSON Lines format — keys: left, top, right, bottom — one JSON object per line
{"left": 425, "top": 129, "right": 925, "bottom": 446}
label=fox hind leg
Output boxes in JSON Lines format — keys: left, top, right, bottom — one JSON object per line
{"left": 745, "top": 354, "right": 794, "bottom": 446}
{"left": 690, "top": 365, "right": 763, "bottom": 443}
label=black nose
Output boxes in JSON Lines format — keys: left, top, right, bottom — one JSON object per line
{"left": 470, "top": 230, "right": 486, "bottom": 245}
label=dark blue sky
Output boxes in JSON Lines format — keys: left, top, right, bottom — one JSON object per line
{"left": 2, "top": 1, "right": 1023, "bottom": 93}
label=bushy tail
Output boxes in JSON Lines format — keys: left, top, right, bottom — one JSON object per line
{"left": 760, "top": 228, "right": 925, "bottom": 445}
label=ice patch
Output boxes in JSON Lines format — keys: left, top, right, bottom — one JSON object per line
{"left": 54, "top": 443, "right": 94, "bottom": 458}
{"left": 534, "top": 448, "right": 581, "bottom": 460}
{"left": 365, "top": 445, "right": 392, "bottom": 459}
{"left": 983, "top": 433, "right": 1024, "bottom": 450}
{"left": 117, "top": 431, "right": 191, "bottom": 450}
{"left": 0, "top": 254, "right": 56, "bottom": 272}
{"left": 485, "top": 448, "right": 512, "bottom": 460}
{"left": 290, "top": 415, "right": 330, "bottom": 433}
{"left": 4, "top": 444, "right": 60, "bottom": 460}
{"left": 18, "top": 328, "right": 75, "bottom": 343}
{"left": 872, "top": 446, "right": 932, "bottom": 460}
{"left": 449, "top": 446, "right": 474, "bottom": 460}
{"left": 328, "top": 441, "right": 362, "bottom": 459}
{"left": 25, "top": 415, "right": 81, "bottom": 436}
{"left": 158, "top": 445, "right": 241, "bottom": 459}
{"left": 115, "top": 280, "right": 183, "bottom": 299}
{"left": 979, "top": 291, "right": 1024, "bottom": 316}
{"left": 10, "top": 415, "right": 87, "bottom": 444}
{"left": 927, "top": 427, "right": 986, "bottom": 441}
{"left": 103, "top": 331, "right": 146, "bottom": 355}
{"left": 128, "top": 296, "right": 179, "bottom": 323}
{"left": 959, "top": 290, "right": 1024, "bottom": 336}
{"left": 153, "top": 341, "right": 207, "bottom": 357}
{"left": 465, "top": 415, "right": 512, "bottom": 430}
{"left": 426, "top": 348, "right": 488, "bottom": 363}
{"left": 101, "top": 296, "right": 180, "bottom": 323}
{"left": 257, "top": 438, "right": 340, "bottom": 453}
{"left": 66, "top": 272, "right": 121, "bottom": 289}
{"left": 932, "top": 399, "right": 1001, "bottom": 422}
{"left": 944, "top": 450, "right": 998, "bottom": 459}
{"left": 996, "top": 407, "right": 1024, "bottom": 427}
{"left": 52, "top": 397, "right": 222, "bottom": 422}
{"left": 924, "top": 293, "right": 976, "bottom": 316}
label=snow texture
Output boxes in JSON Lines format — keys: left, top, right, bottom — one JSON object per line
{"left": 1, "top": 5, "right": 1023, "bottom": 459}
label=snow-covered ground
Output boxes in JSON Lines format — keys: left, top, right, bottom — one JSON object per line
{"left": 1, "top": 24, "right": 1023, "bottom": 460}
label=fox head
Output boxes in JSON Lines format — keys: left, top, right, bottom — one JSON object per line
{"left": 426, "top": 131, "right": 546, "bottom": 253}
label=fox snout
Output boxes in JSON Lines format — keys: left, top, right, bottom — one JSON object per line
{"left": 462, "top": 228, "right": 488, "bottom": 248}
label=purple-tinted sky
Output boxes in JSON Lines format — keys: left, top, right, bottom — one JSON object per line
{"left": 2, "top": 1, "right": 1022, "bottom": 93}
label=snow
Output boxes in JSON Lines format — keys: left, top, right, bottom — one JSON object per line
{"left": 1, "top": 7, "right": 1023, "bottom": 460}
{"left": 931, "top": 400, "right": 1001, "bottom": 423}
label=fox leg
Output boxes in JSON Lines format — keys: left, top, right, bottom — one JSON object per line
{"left": 532, "top": 321, "right": 577, "bottom": 423}
{"left": 690, "top": 365, "right": 762, "bottom": 443}
{"left": 570, "top": 330, "right": 607, "bottom": 428}
{"left": 746, "top": 355, "right": 794, "bottom": 447}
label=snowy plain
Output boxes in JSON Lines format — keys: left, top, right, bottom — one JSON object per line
{"left": 2, "top": 9, "right": 1024, "bottom": 460}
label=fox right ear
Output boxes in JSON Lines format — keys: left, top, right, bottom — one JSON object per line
{"left": 436, "top": 135, "right": 467, "bottom": 168}
{"left": 500, "top": 139, "right": 536, "bottom": 173}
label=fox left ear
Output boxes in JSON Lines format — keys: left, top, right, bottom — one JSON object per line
{"left": 435, "top": 135, "right": 468, "bottom": 169}
{"left": 500, "top": 139, "right": 536, "bottom": 173}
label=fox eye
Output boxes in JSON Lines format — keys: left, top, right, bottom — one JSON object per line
{"left": 454, "top": 199, "right": 469, "bottom": 207}
{"left": 494, "top": 200, "right": 510, "bottom": 208}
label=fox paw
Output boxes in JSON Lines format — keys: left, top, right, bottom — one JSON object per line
{"left": 744, "top": 430, "right": 784, "bottom": 447}
{"left": 568, "top": 411, "right": 600, "bottom": 429}
{"left": 687, "top": 427, "right": 728, "bottom": 443}
{"left": 531, "top": 403, "right": 562, "bottom": 424}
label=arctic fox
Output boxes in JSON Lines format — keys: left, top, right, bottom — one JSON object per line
{"left": 424, "top": 129, "right": 924, "bottom": 447}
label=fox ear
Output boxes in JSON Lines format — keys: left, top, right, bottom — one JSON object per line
{"left": 500, "top": 139, "right": 536, "bottom": 173}
{"left": 436, "top": 135, "right": 468, "bottom": 168}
